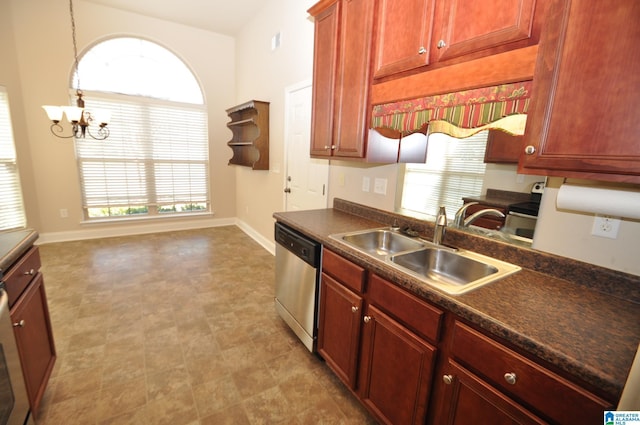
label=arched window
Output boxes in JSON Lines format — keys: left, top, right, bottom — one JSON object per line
{"left": 74, "top": 37, "right": 209, "bottom": 219}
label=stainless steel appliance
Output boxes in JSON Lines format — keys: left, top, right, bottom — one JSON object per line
{"left": 0, "top": 284, "right": 32, "bottom": 425}
{"left": 274, "top": 222, "right": 321, "bottom": 352}
{"left": 503, "top": 181, "right": 545, "bottom": 240}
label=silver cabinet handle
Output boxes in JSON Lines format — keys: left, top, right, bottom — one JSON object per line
{"left": 363, "top": 315, "right": 371, "bottom": 323}
{"left": 504, "top": 372, "right": 517, "bottom": 385}
{"left": 524, "top": 145, "right": 536, "bottom": 155}
{"left": 23, "top": 269, "right": 35, "bottom": 276}
{"left": 437, "top": 40, "right": 446, "bottom": 49}
{"left": 13, "top": 320, "right": 25, "bottom": 327}
{"left": 351, "top": 306, "right": 358, "bottom": 313}
{"left": 443, "top": 374, "right": 454, "bottom": 385}
{"left": 324, "top": 145, "right": 330, "bottom": 150}
{"left": 418, "top": 46, "right": 427, "bottom": 55}
{"left": 330, "top": 145, "right": 336, "bottom": 150}
{"left": 283, "top": 188, "right": 291, "bottom": 193}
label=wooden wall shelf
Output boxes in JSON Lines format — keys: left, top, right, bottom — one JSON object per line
{"left": 226, "top": 100, "right": 269, "bottom": 170}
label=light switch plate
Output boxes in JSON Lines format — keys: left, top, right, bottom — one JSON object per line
{"left": 374, "top": 178, "right": 387, "bottom": 195}
{"left": 362, "top": 176, "right": 370, "bottom": 192}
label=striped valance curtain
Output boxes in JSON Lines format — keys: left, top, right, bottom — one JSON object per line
{"left": 371, "top": 81, "right": 532, "bottom": 136}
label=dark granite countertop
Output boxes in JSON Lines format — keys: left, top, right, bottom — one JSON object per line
{"left": 273, "top": 201, "right": 640, "bottom": 401}
{"left": 0, "top": 228, "right": 39, "bottom": 278}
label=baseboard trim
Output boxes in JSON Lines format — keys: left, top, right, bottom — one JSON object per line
{"left": 36, "top": 217, "right": 237, "bottom": 245}
{"left": 236, "top": 219, "right": 276, "bottom": 255}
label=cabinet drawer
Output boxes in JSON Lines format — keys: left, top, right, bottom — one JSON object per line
{"left": 368, "top": 274, "right": 443, "bottom": 343}
{"left": 322, "top": 248, "right": 366, "bottom": 293}
{"left": 450, "top": 321, "right": 612, "bottom": 424}
{"left": 3, "top": 246, "right": 41, "bottom": 307}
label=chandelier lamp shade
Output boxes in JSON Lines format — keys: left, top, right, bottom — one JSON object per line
{"left": 43, "top": 90, "right": 110, "bottom": 139}
{"left": 42, "top": 0, "right": 110, "bottom": 140}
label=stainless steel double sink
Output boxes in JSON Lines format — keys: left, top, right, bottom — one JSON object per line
{"left": 329, "top": 228, "right": 520, "bottom": 295}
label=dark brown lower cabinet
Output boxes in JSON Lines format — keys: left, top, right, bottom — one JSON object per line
{"left": 317, "top": 272, "right": 363, "bottom": 389}
{"left": 436, "top": 360, "right": 546, "bottom": 425}
{"left": 10, "top": 272, "right": 56, "bottom": 418}
{"left": 317, "top": 247, "right": 613, "bottom": 425}
{"left": 358, "top": 304, "right": 436, "bottom": 425}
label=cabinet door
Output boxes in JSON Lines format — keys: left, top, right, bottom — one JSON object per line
{"left": 435, "top": 360, "right": 546, "bottom": 425}
{"left": 358, "top": 305, "right": 436, "bottom": 425}
{"left": 309, "top": 1, "right": 340, "bottom": 157}
{"left": 332, "top": 0, "right": 375, "bottom": 158}
{"left": 11, "top": 273, "right": 56, "bottom": 416}
{"left": 519, "top": 0, "right": 640, "bottom": 182}
{"left": 433, "top": 0, "right": 537, "bottom": 63}
{"left": 373, "top": 0, "right": 436, "bottom": 79}
{"left": 484, "top": 130, "right": 522, "bottom": 164}
{"left": 317, "top": 272, "right": 363, "bottom": 389}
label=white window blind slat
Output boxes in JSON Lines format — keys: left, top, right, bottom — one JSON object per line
{"left": 76, "top": 95, "right": 209, "bottom": 215}
{"left": 0, "top": 87, "right": 26, "bottom": 230}
{"left": 401, "top": 131, "right": 488, "bottom": 218}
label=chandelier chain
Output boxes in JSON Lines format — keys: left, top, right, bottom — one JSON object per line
{"left": 69, "top": 0, "right": 81, "bottom": 92}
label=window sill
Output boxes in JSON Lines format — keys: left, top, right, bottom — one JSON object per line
{"left": 80, "top": 211, "right": 214, "bottom": 225}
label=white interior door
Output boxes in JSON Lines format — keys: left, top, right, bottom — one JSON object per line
{"left": 284, "top": 81, "right": 329, "bottom": 211}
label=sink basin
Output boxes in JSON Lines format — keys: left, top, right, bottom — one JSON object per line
{"left": 390, "top": 248, "right": 520, "bottom": 294}
{"left": 330, "top": 227, "right": 520, "bottom": 294}
{"left": 332, "top": 228, "right": 425, "bottom": 258}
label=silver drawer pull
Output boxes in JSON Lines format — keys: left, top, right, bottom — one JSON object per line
{"left": 504, "top": 372, "right": 517, "bottom": 385}
{"left": 351, "top": 306, "right": 358, "bottom": 313}
{"left": 443, "top": 374, "right": 454, "bottom": 385}
{"left": 13, "top": 320, "right": 25, "bottom": 327}
{"left": 363, "top": 315, "right": 371, "bottom": 323}
{"left": 23, "top": 269, "right": 35, "bottom": 276}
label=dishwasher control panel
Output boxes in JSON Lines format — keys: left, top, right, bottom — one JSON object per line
{"left": 275, "top": 222, "right": 320, "bottom": 267}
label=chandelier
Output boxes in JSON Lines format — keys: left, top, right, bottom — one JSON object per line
{"left": 42, "top": 0, "right": 110, "bottom": 140}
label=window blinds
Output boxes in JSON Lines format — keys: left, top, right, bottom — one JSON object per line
{"left": 0, "top": 88, "right": 26, "bottom": 230}
{"left": 401, "top": 131, "right": 488, "bottom": 219}
{"left": 75, "top": 94, "right": 209, "bottom": 214}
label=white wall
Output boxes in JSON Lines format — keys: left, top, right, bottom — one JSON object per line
{"left": 234, "top": 0, "right": 316, "bottom": 241}
{"left": 533, "top": 179, "right": 640, "bottom": 276}
{"left": 6, "top": 0, "right": 237, "bottom": 241}
{"left": 328, "top": 161, "right": 400, "bottom": 212}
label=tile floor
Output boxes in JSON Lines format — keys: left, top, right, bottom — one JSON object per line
{"left": 35, "top": 226, "right": 377, "bottom": 424}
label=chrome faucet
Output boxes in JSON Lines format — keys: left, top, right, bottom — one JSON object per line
{"left": 463, "top": 208, "right": 505, "bottom": 227}
{"left": 454, "top": 202, "right": 479, "bottom": 227}
{"left": 433, "top": 206, "right": 447, "bottom": 245}
{"left": 454, "top": 202, "right": 506, "bottom": 227}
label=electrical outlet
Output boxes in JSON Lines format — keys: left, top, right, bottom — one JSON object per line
{"left": 374, "top": 178, "right": 387, "bottom": 195}
{"left": 362, "top": 176, "right": 370, "bottom": 192}
{"left": 59, "top": 209, "right": 68, "bottom": 218}
{"left": 591, "top": 215, "right": 621, "bottom": 239}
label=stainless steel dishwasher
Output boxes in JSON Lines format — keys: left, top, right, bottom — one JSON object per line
{"left": 274, "top": 222, "right": 321, "bottom": 352}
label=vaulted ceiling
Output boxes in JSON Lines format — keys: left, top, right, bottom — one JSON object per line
{"left": 82, "top": 0, "right": 265, "bottom": 35}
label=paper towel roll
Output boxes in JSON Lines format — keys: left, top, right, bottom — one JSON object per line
{"left": 556, "top": 184, "right": 640, "bottom": 219}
